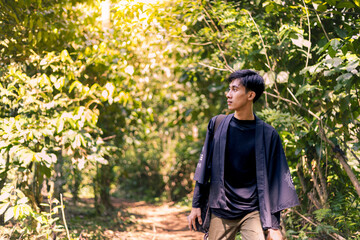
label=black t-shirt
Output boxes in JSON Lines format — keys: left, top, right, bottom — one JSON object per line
{"left": 212, "top": 116, "right": 259, "bottom": 219}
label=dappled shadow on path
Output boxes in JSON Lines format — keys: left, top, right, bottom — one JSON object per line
{"left": 110, "top": 198, "right": 204, "bottom": 240}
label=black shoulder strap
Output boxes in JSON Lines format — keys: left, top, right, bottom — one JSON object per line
{"left": 214, "top": 114, "right": 226, "bottom": 133}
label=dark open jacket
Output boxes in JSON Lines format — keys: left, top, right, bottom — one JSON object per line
{"left": 193, "top": 114, "right": 299, "bottom": 229}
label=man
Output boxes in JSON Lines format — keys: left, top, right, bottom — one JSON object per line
{"left": 188, "top": 70, "right": 299, "bottom": 240}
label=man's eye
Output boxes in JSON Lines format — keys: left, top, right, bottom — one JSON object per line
{"left": 227, "top": 87, "right": 238, "bottom": 92}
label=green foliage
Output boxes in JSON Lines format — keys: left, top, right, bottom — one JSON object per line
{"left": 167, "top": 136, "right": 202, "bottom": 201}
{"left": 0, "top": 186, "right": 66, "bottom": 239}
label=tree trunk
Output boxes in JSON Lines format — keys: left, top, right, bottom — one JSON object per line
{"left": 33, "top": 162, "right": 41, "bottom": 207}
{"left": 319, "top": 125, "right": 360, "bottom": 198}
{"left": 0, "top": 151, "right": 10, "bottom": 191}
{"left": 71, "top": 168, "right": 81, "bottom": 206}
{"left": 305, "top": 157, "right": 326, "bottom": 207}
{"left": 54, "top": 150, "right": 65, "bottom": 199}
{"left": 100, "top": 164, "right": 113, "bottom": 212}
{"left": 94, "top": 163, "right": 101, "bottom": 214}
{"left": 334, "top": 152, "right": 360, "bottom": 197}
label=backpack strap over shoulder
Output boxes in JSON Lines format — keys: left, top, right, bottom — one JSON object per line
{"left": 214, "top": 114, "right": 226, "bottom": 133}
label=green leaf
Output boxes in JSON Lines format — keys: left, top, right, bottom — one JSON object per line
{"left": 69, "top": 80, "right": 83, "bottom": 93}
{"left": 291, "top": 34, "right": 308, "bottom": 48}
{"left": 317, "top": 3, "right": 328, "bottom": 11}
{"left": 263, "top": 71, "right": 275, "bottom": 86}
{"left": 277, "top": 71, "right": 289, "bottom": 83}
{"left": 334, "top": 27, "right": 347, "bottom": 38}
{"left": 325, "top": 0, "right": 337, "bottom": 6}
{"left": 336, "top": 73, "right": 353, "bottom": 82}
{"left": 54, "top": 77, "right": 65, "bottom": 90}
{"left": 4, "top": 206, "right": 14, "bottom": 222}
{"left": 328, "top": 46, "right": 337, "bottom": 58}
{"left": 16, "top": 197, "right": 28, "bottom": 205}
{"left": 0, "top": 192, "right": 10, "bottom": 202}
{"left": 39, "top": 164, "right": 51, "bottom": 178}
{"left": 60, "top": 50, "right": 72, "bottom": 63}
{"left": 324, "top": 70, "right": 336, "bottom": 77}
{"left": 326, "top": 57, "right": 342, "bottom": 68}
{"left": 14, "top": 205, "right": 19, "bottom": 219}
{"left": 345, "top": 61, "right": 359, "bottom": 72}
{"left": 265, "top": 4, "right": 274, "bottom": 13}
{"left": 295, "top": 84, "right": 318, "bottom": 97}
{"left": 336, "top": 1, "right": 355, "bottom": 8}
{"left": 72, "top": 134, "right": 82, "bottom": 149}
{"left": 0, "top": 202, "right": 10, "bottom": 215}
{"left": 56, "top": 118, "right": 64, "bottom": 134}
{"left": 330, "top": 39, "right": 341, "bottom": 51}
{"left": 318, "top": 41, "right": 330, "bottom": 54}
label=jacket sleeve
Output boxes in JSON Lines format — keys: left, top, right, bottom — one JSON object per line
{"left": 193, "top": 117, "right": 216, "bottom": 184}
{"left": 267, "top": 130, "right": 299, "bottom": 213}
{"left": 192, "top": 182, "right": 209, "bottom": 208}
{"left": 270, "top": 211, "right": 281, "bottom": 229}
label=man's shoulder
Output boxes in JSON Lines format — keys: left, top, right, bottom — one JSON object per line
{"left": 263, "top": 121, "right": 276, "bottom": 131}
{"left": 208, "top": 114, "right": 227, "bottom": 131}
{"left": 257, "top": 117, "right": 279, "bottom": 136}
{"left": 211, "top": 113, "right": 227, "bottom": 119}
{"left": 210, "top": 114, "right": 227, "bottom": 123}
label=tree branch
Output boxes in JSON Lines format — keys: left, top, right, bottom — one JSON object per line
{"left": 190, "top": 42, "right": 213, "bottom": 46}
{"left": 102, "top": 135, "right": 116, "bottom": 141}
{"left": 305, "top": 155, "right": 325, "bottom": 207}
{"left": 314, "top": 7, "right": 330, "bottom": 41}
{"left": 266, "top": 91, "right": 360, "bottom": 198}
{"left": 246, "top": 11, "right": 272, "bottom": 71}
{"left": 319, "top": 127, "right": 360, "bottom": 198}
{"left": 350, "top": 149, "right": 360, "bottom": 165}
{"left": 292, "top": 209, "right": 346, "bottom": 240}
{"left": 203, "top": 6, "right": 221, "bottom": 33}
{"left": 198, "top": 62, "right": 229, "bottom": 71}
{"left": 201, "top": 9, "right": 234, "bottom": 72}
{"left": 301, "top": 0, "right": 312, "bottom": 85}
{"left": 264, "top": 91, "right": 320, "bottom": 120}
{"left": 216, "top": 43, "right": 234, "bottom": 72}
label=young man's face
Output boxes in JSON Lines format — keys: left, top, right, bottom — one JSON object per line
{"left": 226, "top": 79, "right": 254, "bottom": 111}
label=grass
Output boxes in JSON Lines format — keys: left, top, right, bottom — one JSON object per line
{"left": 65, "top": 198, "right": 135, "bottom": 239}
{"left": 0, "top": 197, "right": 136, "bottom": 240}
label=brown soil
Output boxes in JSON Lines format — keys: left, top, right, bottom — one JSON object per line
{"left": 105, "top": 198, "right": 204, "bottom": 240}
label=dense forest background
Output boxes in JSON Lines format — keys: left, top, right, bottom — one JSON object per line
{"left": 1, "top": 0, "right": 359, "bottom": 239}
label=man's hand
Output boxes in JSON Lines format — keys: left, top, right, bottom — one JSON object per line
{"left": 266, "top": 229, "right": 283, "bottom": 240}
{"left": 187, "top": 207, "right": 202, "bottom": 231}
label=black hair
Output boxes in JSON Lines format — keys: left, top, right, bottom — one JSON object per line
{"left": 227, "top": 69, "right": 265, "bottom": 103}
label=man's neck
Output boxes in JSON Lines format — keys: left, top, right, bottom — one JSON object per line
{"left": 234, "top": 108, "right": 254, "bottom": 120}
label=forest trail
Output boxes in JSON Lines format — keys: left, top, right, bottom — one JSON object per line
{"left": 106, "top": 198, "right": 204, "bottom": 240}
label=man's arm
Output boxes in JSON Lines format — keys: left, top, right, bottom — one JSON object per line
{"left": 265, "top": 211, "right": 283, "bottom": 240}
{"left": 187, "top": 182, "right": 204, "bottom": 231}
{"left": 189, "top": 116, "right": 219, "bottom": 231}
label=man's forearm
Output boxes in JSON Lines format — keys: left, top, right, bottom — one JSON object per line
{"left": 270, "top": 211, "right": 281, "bottom": 229}
{"left": 192, "top": 181, "right": 206, "bottom": 208}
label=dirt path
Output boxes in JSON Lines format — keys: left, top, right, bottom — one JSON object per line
{"left": 105, "top": 199, "right": 204, "bottom": 240}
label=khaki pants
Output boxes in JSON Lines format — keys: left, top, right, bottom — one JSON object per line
{"left": 208, "top": 211, "right": 265, "bottom": 240}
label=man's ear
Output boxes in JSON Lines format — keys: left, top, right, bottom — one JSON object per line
{"left": 248, "top": 91, "right": 256, "bottom": 101}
